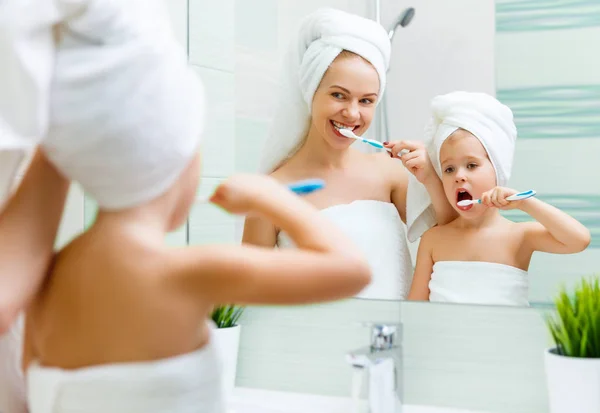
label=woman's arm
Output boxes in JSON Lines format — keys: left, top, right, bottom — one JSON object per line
{"left": 421, "top": 174, "right": 456, "bottom": 226}
{"left": 407, "top": 230, "right": 435, "bottom": 301}
{"left": 172, "top": 176, "right": 372, "bottom": 305}
{"left": 385, "top": 141, "right": 457, "bottom": 226}
{"left": 0, "top": 149, "right": 69, "bottom": 334}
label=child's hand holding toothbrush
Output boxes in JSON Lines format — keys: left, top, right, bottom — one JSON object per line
{"left": 383, "top": 140, "right": 437, "bottom": 185}
{"left": 480, "top": 187, "right": 534, "bottom": 211}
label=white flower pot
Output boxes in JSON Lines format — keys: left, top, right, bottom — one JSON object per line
{"left": 545, "top": 348, "right": 600, "bottom": 413}
{"left": 213, "top": 324, "right": 241, "bottom": 399}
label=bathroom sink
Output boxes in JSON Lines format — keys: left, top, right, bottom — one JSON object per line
{"left": 229, "top": 387, "right": 491, "bottom": 413}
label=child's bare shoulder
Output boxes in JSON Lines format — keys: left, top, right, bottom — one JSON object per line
{"left": 420, "top": 224, "right": 445, "bottom": 246}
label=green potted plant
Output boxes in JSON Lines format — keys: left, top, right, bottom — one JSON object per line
{"left": 544, "top": 276, "right": 600, "bottom": 413}
{"left": 211, "top": 305, "right": 244, "bottom": 397}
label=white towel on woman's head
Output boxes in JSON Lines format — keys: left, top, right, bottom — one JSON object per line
{"left": 0, "top": 0, "right": 204, "bottom": 210}
{"left": 259, "top": 8, "right": 391, "bottom": 173}
{"left": 405, "top": 91, "right": 517, "bottom": 242}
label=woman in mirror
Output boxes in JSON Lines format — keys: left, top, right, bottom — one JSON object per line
{"left": 243, "top": 7, "right": 456, "bottom": 301}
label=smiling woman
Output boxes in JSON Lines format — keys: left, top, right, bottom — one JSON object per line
{"left": 242, "top": 8, "right": 456, "bottom": 301}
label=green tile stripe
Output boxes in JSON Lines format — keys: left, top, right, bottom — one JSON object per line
{"left": 502, "top": 194, "right": 600, "bottom": 248}
{"left": 496, "top": 0, "right": 600, "bottom": 32}
{"left": 497, "top": 85, "right": 600, "bottom": 139}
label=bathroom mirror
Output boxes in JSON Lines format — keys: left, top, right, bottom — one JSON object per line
{"left": 231, "top": 0, "right": 599, "bottom": 308}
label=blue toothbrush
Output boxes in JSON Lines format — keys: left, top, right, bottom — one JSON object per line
{"left": 287, "top": 178, "right": 325, "bottom": 195}
{"left": 457, "top": 189, "right": 537, "bottom": 207}
{"left": 198, "top": 178, "right": 325, "bottom": 203}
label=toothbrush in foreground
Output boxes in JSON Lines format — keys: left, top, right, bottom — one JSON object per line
{"left": 338, "top": 128, "right": 409, "bottom": 156}
{"left": 457, "top": 189, "right": 537, "bottom": 207}
{"left": 286, "top": 178, "right": 326, "bottom": 195}
{"left": 197, "top": 179, "right": 326, "bottom": 203}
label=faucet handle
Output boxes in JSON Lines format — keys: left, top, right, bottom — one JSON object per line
{"left": 362, "top": 322, "right": 400, "bottom": 351}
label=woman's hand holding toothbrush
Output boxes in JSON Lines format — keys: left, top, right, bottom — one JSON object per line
{"left": 383, "top": 140, "right": 436, "bottom": 185}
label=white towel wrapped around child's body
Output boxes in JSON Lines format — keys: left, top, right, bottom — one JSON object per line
{"left": 429, "top": 261, "right": 529, "bottom": 307}
{"left": 27, "top": 325, "right": 225, "bottom": 413}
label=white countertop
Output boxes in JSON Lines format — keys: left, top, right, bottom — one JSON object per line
{"left": 229, "top": 387, "right": 490, "bottom": 413}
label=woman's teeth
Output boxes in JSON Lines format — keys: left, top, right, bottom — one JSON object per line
{"left": 332, "top": 120, "right": 354, "bottom": 130}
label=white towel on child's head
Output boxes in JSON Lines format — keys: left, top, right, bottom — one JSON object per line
{"left": 0, "top": 0, "right": 204, "bottom": 210}
{"left": 259, "top": 8, "right": 391, "bottom": 173}
{"left": 405, "top": 91, "right": 517, "bottom": 242}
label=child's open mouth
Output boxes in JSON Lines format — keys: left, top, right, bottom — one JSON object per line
{"left": 330, "top": 120, "right": 359, "bottom": 137}
{"left": 456, "top": 188, "right": 473, "bottom": 211}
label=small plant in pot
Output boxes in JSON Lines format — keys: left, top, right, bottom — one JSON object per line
{"left": 211, "top": 305, "right": 244, "bottom": 398}
{"left": 544, "top": 276, "right": 600, "bottom": 413}
{"left": 211, "top": 305, "right": 244, "bottom": 329}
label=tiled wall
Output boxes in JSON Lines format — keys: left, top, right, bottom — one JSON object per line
{"left": 187, "top": 0, "right": 237, "bottom": 246}
{"left": 496, "top": 0, "right": 600, "bottom": 303}
{"left": 237, "top": 301, "right": 552, "bottom": 413}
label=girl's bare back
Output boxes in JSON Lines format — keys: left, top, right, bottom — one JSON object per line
{"left": 25, "top": 226, "right": 211, "bottom": 370}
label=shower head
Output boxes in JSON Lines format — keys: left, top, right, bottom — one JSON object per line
{"left": 388, "top": 7, "right": 415, "bottom": 40}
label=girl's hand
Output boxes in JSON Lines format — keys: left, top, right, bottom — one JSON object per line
{"left": 480, "top": 186, "right": 522, "bottom": 210}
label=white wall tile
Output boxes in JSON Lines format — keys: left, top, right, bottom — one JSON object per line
{"left": 55, "top": 184, "right": 85, "bottom": 249}
{"left": 380, "top": 0, "right": 495, "bottom": 144}
{"left": 164, "top": 225, "right": 188, "bottom": 247}
{"left": 236, "top": 299, "right": 551, "bottom": 413}
{"left": 194, "top": 66, "right": 235, "bottom": 178}
{"left": 401, "top": 302, "right": 550, "bottom": 413}
{"left": 189, "top": 0, "right": 234, "bottom": 71}
{"left": 496, "top": 28, "right": 600, "bottom": 89}
{"left": 164, "top": 0, "right": 188, "bottom": 49}
{"left": 236, "top": 299, "right": 401, "bottom": 396}
{"left": 188, "top": 178, "right": 236, "bottom": 245}
{"left": 235, "top": 0, "right": 278, "bottom": 53}
{"left": 235, "top": 117, "right": 270, "bottom": 173}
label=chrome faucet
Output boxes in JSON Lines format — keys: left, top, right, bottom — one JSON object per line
{"left": 347, "top": 323, "right": 403, "bottom": 413}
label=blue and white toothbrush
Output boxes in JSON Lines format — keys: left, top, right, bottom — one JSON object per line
{"left": 457, "top": 189, "right": 537, "bottom": 207}
{"left": 338, "top": 128, "right": 409, "bottom": 156}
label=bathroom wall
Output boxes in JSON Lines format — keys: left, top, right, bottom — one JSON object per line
{"left": 186, "top": 0, "right": 237, "bottom": 246}
{"left": 496, "top": 0, "right": 600, "bottom": 302}
{"left": 238, "top": 301, "right": 551, "bottom": 413}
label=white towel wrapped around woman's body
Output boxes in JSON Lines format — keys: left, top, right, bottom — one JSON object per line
{"left": 429, "top": 261, "right": 529, "bottom": 307}
{"left": 277, "top": 200, "right": 413, "bottom": 300}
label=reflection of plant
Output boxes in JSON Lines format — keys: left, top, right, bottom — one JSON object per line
{"left": 546, "top": 276, "right": 600, "bottom": 358}
{"left": 211, "top": 305, "right": 244, "bottom": 328}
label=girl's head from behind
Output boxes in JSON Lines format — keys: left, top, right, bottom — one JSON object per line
{"left": 310, "top": 50, "right": 380, "bottom": 150}
{"left": 93, "top": 153, "right": 202, "bottom": 236}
